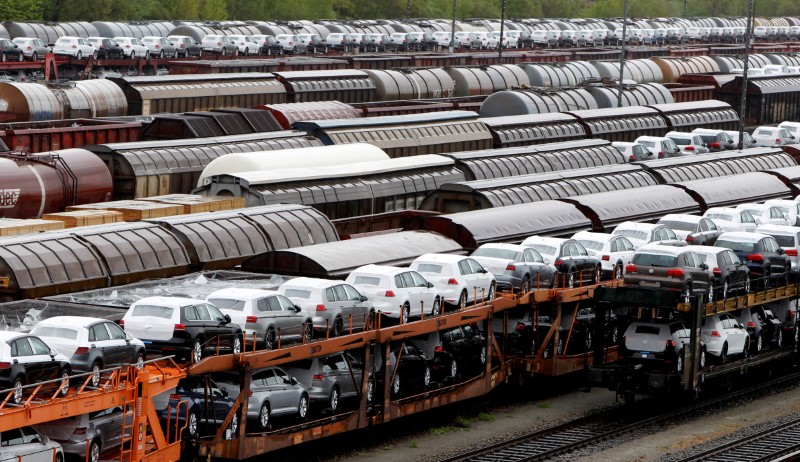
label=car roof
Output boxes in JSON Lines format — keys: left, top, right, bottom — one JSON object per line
{"left": 705, "top": 207, "right": 740, "bottom": 214}
{"left": 615, "top": 222, "right": 659, "bottom": 231}
{"left": 206, "top": 288, "right": 280, "bottom": 299}
{"left": 736, "top": 203, "right": 772, "bottom": 210}
{"left": 692, "top": 128, "right": 724, "bottom": 134}
{"left": 414, "top": 253, "right": 468, "bottom": 263}
{"left": 684, "top": 244, "right": 727, "bottom": 255}
{"left": 756, "top": 224, "right": 800, "bottom": 234}
{"left": 635, "top": 136, "right": 670, "bottom": 142}
{"left": 476, "top": 243, "right": 527, "bottom": 252}
{"left": 636, "top": 243, "right": 686, "bottom": 255}
{"left": 764, "top": 199, "right": 798, "bottom": 206}
{"left": 131, "top": 296, "right": 205, "bottom": 307}
{"left": 36, "top": 316, "right": 107, "bottom": 328}
{"left": 718, "top": 232, "right": 770, "bottom": 242}
{"left": 665, "top": 131, "right": 698, "bottom": 138}
{"left": 660, "top": 214, "right": 702, "bottom": 224}
{"left": 572, "top": 231, "right": 615, "bottom": 243}
{"left": 280, "top": 277, "right": 339, "bottom": 288}
{"left": 522, "top": 236, "right": 568, "bottom": 246}
{"left": 350, "top": 264, "right": 406, "bottom": 276}
{"left": 0, "top": 331, "right": 25, "bottom": 342}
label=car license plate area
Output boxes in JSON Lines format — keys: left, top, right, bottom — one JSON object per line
{"left": 640, "top": 281, "right": 660, "bottom": 287}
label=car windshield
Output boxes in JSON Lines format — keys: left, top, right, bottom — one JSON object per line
{"left": 658, "top": 220, "right": 695, "bottom": 231}
{"left": 613, "top": 230, "right": 648, "bottom": 241}
{"left": 706, "top": 213, "right": 733, "bottom": 221}
{"left": 207, "top": 298, "right": 245, "bottom": 311}
{"left": 353, "top": 276, "right": 382, "bottom": 286}
{"left": 415, "top": 263, "right": 443, "bottom": 274}
{"left": 471, "top": 248, "right": 518, "bottom": 259}
{"left": 631, "top": 253, "right": 677, "bottom": 267}
{"left": 525, "top": 244, "right": 556, "bottom": 257}
{"left": 282, "top": 288, "right": 311, "bottom": 299}
{"left": 716, "top": 239, "right": 756, "bottom": 253}
{"left": 131, "top": 305, "right": 174, "bottom": 318}
{"left": 32, "top": 326, "right": 78, "bottom": 340}
{"left": 576, "top": 240, "right": 604, "bottom": 251}
{"left": 770, "top": 235, "right": 796, "bottom": 247}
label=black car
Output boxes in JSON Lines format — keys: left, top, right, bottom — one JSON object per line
{"left": 715, "top": 233, "right": 789, "bottom": 288}
{"left": 87, "top": 37, "right": 124, "bottom": 59}
{"left": 0, "top": 38, "right": 24, "bottom": 62}
{"left": 258, "top": 35, "right": 283, "bottom": 56}
{"left": 751, "top": 305, "right": 783, "bottom": 351}
{"left": 431, "top": 325, "right": 486, "bottom": 382}
{"left": 0, "top": 332, "right": 71, "bottom": 404}
{"left": 658, "top": 215, "right": 723, "bottom": 246}
{"left": 371, "top": 340, "right": 430, "bottom": 399}
{"left": 157, "top": 376, "right": 237, "bottom": 439}
{"left": 690, "top": 246, "right": 750, "bottom": 299}
{"left": 522, "top": 237, "right": 603, "bottom": 288}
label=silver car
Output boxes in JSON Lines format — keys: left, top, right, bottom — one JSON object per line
{"left": 36, "top": 406, "right": 124, "bottom": 462}
{"left": 285, "top": 352, "right": 364, "bottom": 414}
{"left": 216, "top": 366, "right": 309, "bottom": 431}
{"left": 278, "top": 278, "right": 373, "bottom": 337}
{"left": 470, "top": 243, "right": 557, "bottom": 292}
{"left": 0, "top": 426, "right": 63, "bottom": 462}
{"left": 140, "top": 36, "right": 177, "bottom": 58}
{"left": 12, "top": 37, "right": 50, "bottom": 60}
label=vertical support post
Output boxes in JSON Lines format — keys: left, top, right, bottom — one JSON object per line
{"left": 381, "top": 342, "right": 392, "bottom": 422}
{"left": 687, "top": 292, "right": 705, "bottom": 398}
{"left": 237, "top": 363, "right": 252, "bottom": 456}
{"left": 449, "top": 0, "right": 457, "bottom": 53}
{"left": 499, "top": 0, "right": 506, "bottom": 59}
{"left": 130, "top": 370, "right": 148, "bottom": 462}
{"left": 616, "top": 0, "right": 629, "bottom": 108}
{"left": 405, "top": 0, "right": 411, "bottom": 18}
{"left": 358, "top": 343, "right": 373, "bottom": 424}
{"left": 738, "top": 0, "right": 755, "bottom": 149}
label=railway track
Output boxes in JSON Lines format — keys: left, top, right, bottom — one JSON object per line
{"left": 675, "top": 415, "right": 800, "bottom": 462}
{"left": 439, "top": 370, "right": 800, "bottom": 462}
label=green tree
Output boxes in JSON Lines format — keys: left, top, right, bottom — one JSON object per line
{"left": 0, "top": 0, "right": 45, "bottom": 21}
{"left": 174, "top": 0, "right": 200, "bottom": 19}
{"left": 200, "top": 0, "right": 227, "bottom": 20}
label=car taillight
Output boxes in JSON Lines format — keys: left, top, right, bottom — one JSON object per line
{"left": 777, "top": 138, "right": 783, "bottom": 143}
{"left": 72, "top": 45, "right": 77, "bottom": 48}
{"left": 554, "top": 259, "right": 563, "bottom": 267}
{"left": 710, "top": 142, "right": 720, "bottom": 149}
{"left": 626, "top": 264, "right": 637, "bottom": 274}
{"left": 516, "top": 322, "right": 526, "bottom": 331}
{"left": 629, "top": 154, "right": 636, "bottom": 161}
{"left": 155, "top": 44, "right": 160, "bottom": 48}
{"left": 666, "top": 339, "right": 677, "bottom": 348}
{"left": 174, "top": 324, "right": 186, "bottom": 331}
{"left": 385, "top": 290, "right": 395, "bottom": 297}
{"left": 316, "top": 304, "right": 326, "bottom": 312}
{"left": 26, "top": 46, "right": 31, "bottom": 50}
{"left": 119, "top": 319, "right": 124, "bottom": 327}
{"left": 506, "top": 264, "right": 516, "bottom": 271}
{"left": 713, "top": 267, "right": 722, "bottom": 276}
{"left": 747, "top": 321, "right": 756, "bottom": 328}
{"left": 246, "top": 316, "right": 257, "bottom": 323}
{"left": 0, "top": 362, "right": 10, "bottom": 369}
{"left": 685, "top": 146, "right": 695, "bottom": 151}
{"left": 72, "top": 427, "right": 87, "bottom": 436}
{"left": 312, "top": 374, "right": 323, "bottom": 381}
{"left": 686, "top": 235, "right": 694, "bottom": 243}
{"left": 747, "top": 253, "right": 764, "bottom": 262}
{"left": 602, "top": 255, "right": 610, "bottom": 261}
{"left": 786, "top": 249, "right": 798, "bottom": 256}
{"left": 289, "top": 42, "right": 293, "bottom": 45}
{"left": 169, "top": 394, "right": 181, "bottom": 400}
{"left": 658, "top": 152, "right": 665, "bottom": 158}
{"left": 435, "top": 345, "right": 444, "bottom": 353}
{"left": 248, "top": 390, "right": 253, "bottom": 397}
{"left": 666, "top": 268, "right": 685, "bottom": 278}
{"left": 125, "top": 45, "right": 130, "bottom": 48}
{"left": 448, "top": 278, "right": 459, "bottom": 285}
{"left": 711, "top": 330, "right": 722, "bottom": 337}
{"left": 74, "top": 347, "right": 89, "bottom": 355}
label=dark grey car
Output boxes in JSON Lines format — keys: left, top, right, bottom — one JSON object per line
{"left": 470, "top": 243, "right": 557, "bottom": 292}
{"left": 36, "top": 406, "right": 125, "bottom": 462}
{"left": 285, "top": 352, "right": 364, "bottom": 414}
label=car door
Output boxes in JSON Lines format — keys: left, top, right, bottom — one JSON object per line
{"left": 687, "top": 252, "right": 710, "bottom": 289}
{"left": 722, "top": 314, "right": 746, "bottom": 352}
{"left": 344, "top": 353, "right": 363, "bottom": 398}
{"left": 271, "top": 368, "right": 296, "bottom": 415}
{"left": 699, "top": 218, "right": 722, "bottom": 245}
{"left": 105, "top": 322, "right": 134, "bottom": 366}
{"left": 26, "top": 336, "right": 60, "bottom": 383}
{"left": 193, "top": 304, "right": 226, "bottom": 347}
{"left": 276, "top": 295, "right": 304, "bottom": 339}
{"left": 573, "top": 242, "right": 594, "bottom": 277}
{"left": 467, "top": 258, "right": 492, "bottom": 297}
{"left": 10, "top": 337, "right": 43, "bottom": 385}
{"left": 410, "top": 271, "right": 437, "bottom": 312}
{"left": 96, "top": 407, "right": 124, "bottom": 451}
{"left": 208, "top": 380, "right": 234, "bottom": 425}
{"left": 343, "top": 284, "right": 370, "bottom": 329}
{"left": 399, "top": 271, "right": 423, "bottom": 314}
{"left": 88, "top": 322, "right": 121, "bottom": 368}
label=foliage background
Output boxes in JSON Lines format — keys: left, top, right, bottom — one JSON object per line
{"left": 0, "top": 0, "right": 798, "bottom": 22}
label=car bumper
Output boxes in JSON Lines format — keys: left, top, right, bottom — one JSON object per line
{"left": 312, "top": 315, "right": 333, "bottom": 333}
{"left": 623, "top": 276, "right": 685, "bottom": 291}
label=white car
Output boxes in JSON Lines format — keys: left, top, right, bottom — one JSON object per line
{"left": 723, "top": 130, "right": 757, "bottom": 149}
{"left": 205, "top": 288, "right": 313, "bottom": 350}
{"left": 665, "top": 131, "right": 710, "bottom": 154}
{"left": 140, "top": 36, "right": 177, "bottom": 58}
{"left": 410, "top": 254, "right": 495, "bottom": 309}
{"left": 752, "top": 126, "right": 795, "bottom": 147}
{"left": 226, "top": 35, "right": 261, "bottom": 55}
{"left": 622, "top": 320, "right": 699, "bottom": 372}
{"left": 31, "top": 316, "right": 146, "bottom": 388}
{"left": 764, "top": 199, "right": 800, "bottom": 226}
{"left": 53, "top": 36, "right": 97, "bottom": 59}
{"left": 112, "top": 36, "right": 149, "bottom": 59}
{"left": 345, "top": 265, "right": 440, "bottom": 323}
{"left": 778, "top": 121, "right": 800, "bottom": 139}
{"left": 278, "top": 278, "right": 372, "bottom": 337}
{"left": 692, "top": 128, "right": 736, "bottom": 151}
{"left": 735, "top": 204, "right": 791, "bottom": 226}
{"left": 755, "top": 225, "right": 800, "bottom": 272}
{"left": 610, "top": 222, "right": 683, "bottom": 249}
{"left": 432, "top": 31, "right": 453, "bottom": 47}
{"left": 491, "top": 30, "right": 518, "bottom": 48}
{"left": 657, "top": 214, "right": 723, "bottom": 245}
{"left": 12, "top": 37, "right": 50, "bottom": 60}
{"left": 274, "top": 34, "right": 305, "bottom": 54}
{"left": 611, "top": 141, "right": 653, "bottom": 161}
{"left": 704, "top": 207, "right": 759, "bottom": 232}
{"left": 701, "top": 313, "right": 749, "bottom": 362}
{"left": 634, "top": 136, "right": 681, "bottom": 158}
{"left": 519, "top": 236, "right": 602, "bottom": 287}
{"left": 572, "top": 231, "right": 636, "bottom": 280}
{"left": 472, "top": 31, "right": 496, "bottom": 49}
{"left": 470, "top": 243, "right": 557, "bottom": 291}
{"left": 0, "top": 426, "right": 64, "bottom": 462}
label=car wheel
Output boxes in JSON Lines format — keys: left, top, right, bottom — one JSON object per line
{"left": 59, "top": 369, "right": 70, "bottom": 397}
{"left": 719, "top": 342, "right": 728, "bottom": 362}
{"left": 76, "top": 51, "right": 82, "bottom": 60}
{"left": 744, "top": 338, "right": 750, "bottom": 358}
{"left": 263, "top": 328, "right": 276, "bottom": 350}
{"left": 90, "top": 361, "right": 102, "bottom": 387}
{"left": 707, "top": 285, "right": 714, "bottom": 304}
{"left": 330, "top": 386, "right": 340, "bottom": 414}
{"left": 332, "top": 317, "right": 344, "bottom": 337}
{"left": 431, "top": 297, "right": 441, "bottom": 316}
{"left": 257, "top": 402, "right": 270, "bottom": 430}
{"left": 92, "top": 50, "right": 97, "bottom": 59}
{"left": 744, "top": 277, "right": 751, "bottom": 294}
{"left": 192, "top": 339, "right": 203, "bottom": 364}
{"left": 567, "top": 272, "right": 575, "bottom": 289}
{"left": 557, "top": 337, "right": 565, "bottom": 356}
{"left": 699, "top": 347, "right": 706, "bottom": 369}
{"left": 56, "top": 453, "right": 63, "bottom": 462}
{"left": 135, "top": 352, "right": 145, "bottom": 370}
{"left": 423, "top": 366, "right": 431, "bottom": 388}
{"left": 298, "top": 394, "right": 309, "bottom": 420}
{"left": 31, "top": 52, "right": 37, "bottom": 61}
{"left": 479, "top": 345, "right": 487, "bottom": 365}
{"left": 89, "top": 439, "right": 100, "bottom": 462}
{"left": 521, "top": 274, "right": 531, "bottom": 293}
{"left": 755, "top": 332, "right": 763, "bottom": 352}
{"left": 232, "top": 334, "right": 242, "bottom": 354}
{"left": 130, "top": 51, "right": 135, "bottom": 59}
{"left": 610, "top": 325, "right": 619, "bottom": 344}
{"left": 778, "top": 329, "right": 784, "bottom": 347}
{"left": 186, "top": 408, "right": 199, "bottom": 438}
{"left": 449, "top": 358, "right": 458, "bottom": 378}
{"left": 17, "top": 52, "right": 23, "bottom": 61}
{"left": 12, "top": 376, "right": 24, "bottom": 404}
{"left": 292, "top": 46, "right": 297, "bottom": 54}
{"left": 683, "top": 283, "right": 692, "bottom": 303}
{"left": 401, "top": 302, "right": 410, "bottom": 324}
{"left": 614, "top": 264, "right": 623, "bottom": 280}
{"left": 676, "top": 349, "right": 684, "bottom": 373}
{"left": 144, "top": 51, "right": 150, "bottom": 60}
{"left": 486, "top": 283, "right": 495, "bottom": 301}
{"left": 392, "top": 373, "right": 401, "bottom": 395}
{"left": 197, "top": 50, "right": 202, "bottom": 59}
{"left": 221, "top": 48, "right": 227, "bottom": 56}
{"left": 459, "top": 290, "right": 468, "bottom": 310}
{"left": 244, "top": 47, "right": 249, "bottom": 55}
{"left": 302, "top": 322, "right": 313, "bottom": 343}
{"left": 158, "top": 50, "right": 164, "bottom": 58}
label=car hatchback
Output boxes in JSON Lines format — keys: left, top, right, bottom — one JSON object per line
{"left": 278, "top": 278, "right": 373, "bottom": 337}
{"left": 11, "top": 37, "right": 50, "bottom": 61}
{"left": 611, "top": 141, "right": 653, "bottom": 162}
{"left": 0, "top": 331, "right": 71, "bottom": 404}
{"left": 345, "top": 265, "right": 440, "bottom": 323}
{"left": 410, "top": 254, "right": 496, "bottom": 308}
{"left": 715, "top": 232, "right": 789, "bottom": 287}
{"left": 284, "top": 352, "right": 364, "bottom": 414}
{"left": 469, "top": 243, "right": 557, "bottom": 292}
{"left": 624, "top": 243, "right": 713, "bottom": 300}
{"left": 657, "top": 214, "right": 722, "bottom": 245}
{"left": 621, "top": 320, "right": 699, "bottom": 372}
{"left": 752, "top": 126, "right": 795, "bottom": 147}
{"left": 686, "top": 245, "right": 750, "bottom": 299}
{"left": 520, "top": 236, "right": 602, "bottom": 288}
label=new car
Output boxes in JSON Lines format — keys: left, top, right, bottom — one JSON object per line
{"left": 633, "top": 136, "right": 681, "bottom": 158}
{"left": 111, "top": 37, "right": 149, "bottom": 59}
{"left": 140, "top": 36, "right": 177, "bottom": 58}
{"left": 739, "top": 305, "right": 783, "bottom": 353}
{"left": 620, "top": 320, "right": 702, "bottom": 372}
{"left": 284, "top": 352, "right": 363, "bottom": 414}
{"left": 373, "top": 340, "right": 431, "bottom": 398}
{"left": 31, "top": 317, "right": 145, "bottom": 388}
{"left": 691, "top": 128, "right": 736, "bottom": 151}
{"left": 685, "top": 245, "right": 750, "bottom": 299}
{"left": 624, "top": 243, "right": 713, "bottom": 301}
{"left": 167, "top": 35, "right": 202, "bottom": 57}
{"left": 121, "top": 297, "right": 241, "bottom": 364}
{"left": 11, "top": 37, "right": 50, "bottom": 61}
{"left": 296, "top": 33, "right": 327, "bottom": 53}
{"left": 225, "top": 35, "right": 261, "bottom": 55}
{"left": 752, "top": 126, "right": 795, "bottom": 147}
{"left": 36, "top": 406, "right": 124, "bottom": 462}
{"left": 521, "top": 236, "right": 602, "bottom": 288}
{"left": 469, "top": 243, "right": 557, "bottom": 292}
{"left": 86, "top": 37, "right": 123, "bottom": 59}
{"left": 156, "top": 376, "right": 238, "bottom": 439}
{"left": 278, "top": 278, "right": 373, "bottom": 337}
{"left": 735, "top": 204, "right": 791, "bottom": 226}
{"left": 215, "top": 366, "right": 309, "bottom": 431}
{"left": 0, "top": 332, "right": 71, "bottom": 405}
{"left": 723, "top": 130, "right": 756, "bottom": 149}
{"left": 701, "top": 313, "right": 749, "bottom": 362}
{"left": 657, "top": 214, "right": 723, "bottom": 245}
{"left": 610, "top": 222, "right": 684, "bottom": 249}
{"left": 763, "top": 200, "right": 800, "bottom": 226}
{"left": 345, "top": 265, "right": 440, "bottom": 323}
{"left": 704, "top": 207, "right": 758, "bottom": 232}
{"left": 572, "top": 231, "right": 636, "bottom": 280}
{"left": 274, "top": 34, "right": 306, "bottom": 54}
{"left": 0, "top": 426, "right": 64, "bottom": 462}
{"left": 665, "top": 131, "right": 710, "bottom": 155}
{"left": 205, "top": 288, "right": 313, "bottom": 350}
{"left": 53, "top": 36, "right": 95, "bottom": 60}
{"left": 715, "top": 232, "right": 789, "bottom": 287}
{"left": 755, "top": 225, "right": 800, "bottom": 275}
{"left": 410, "top": 254, "right": 496, "bottom": 308}
{"left": 200, "top": 35, "right": 238, "bottom": 56}
{"left": 430, "top": 325, "right": 486, "bottom": 382}
{"left": 611, "top": 141, "right": 653, "bottom": 162}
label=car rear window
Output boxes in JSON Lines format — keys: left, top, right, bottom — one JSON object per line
{"left": 576, "top": 240, "right": 603, "bottom": 251}
{"left": 706, "top": 213, "right": 733, "bottom": 221}
{"left": 471, "top": 248, "right": 518, "bottom": 259}
{"left": 631, "top": 253, "right": 677, "bottom": 267}
{"left": 716, "top": 239, "right": 756, "bottom": 253}
{"left": 634, "top": 325, "right": 660, "bottom": 335}
{"left": 670, "top": 137, "right": 690, "bottom": 146}
{"left": 526, "top": 244, "right": 556, "bottom": 257}
{"left": 208, "top": 298, "right": 245, "bottom": 311}
{"left": 613, "top": 230, "right": 647, "bottom": 241}
{"left": 658, "top": 220, "right": 695, "bottom": 232}
{"left": 131, "top": 305, "right": 174, "bottom": 319}
{"left": 416, "top": 263, "right": 443, "bottom": 274}
{"left": 283, "top": 289, "right": 311, "bottom": 299}
{"left": 353, "top": 276, "right": 382, "bottom": 286}
{"left": 32, "top": 326, "right": 78, "bottom": 340}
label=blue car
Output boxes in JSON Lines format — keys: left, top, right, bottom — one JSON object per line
{"left": 157, "top": 376, "right": 237, "bottom": 439}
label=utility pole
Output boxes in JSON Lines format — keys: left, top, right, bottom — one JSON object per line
{"left": 616, "top": 0, "right": 629, "bottom": 108}
{"left": 449, "top": 0, "right": 457, "bottom": 53}
{"left": 499, "top": 0, "right": 506, "bottom": 59}
{"left": 738, "top": 0, "right": 755, "bottom": 150}
{"left": 405, "top": 0, "right": 411, "bottom": 19}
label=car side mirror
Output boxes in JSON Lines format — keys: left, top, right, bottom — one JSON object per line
{"left": 294, "top": 305, "right": 301, "bottom": 312}
{"left": 49, "top": 348, "right": 57, "bottom": 357}
{"left": 738, "top": 323, "right": 745, "bottom": 329}
{"left": 360, "top": 295, "right": 368, "bottom": 302}
{"left": 427, "top": 282, "right": 434, "bottom": 288}
{"left": 701, "top": 263, "right": 709, "bottom": 270}
{"left": 291, "top": 376, "right": 298, "bottom": 385}
{"left": 778, "top": 248, "right": 786, "bottom": 255}
{"left": 223, "top": 314, "right": 232, "bottom": 324}
{"left": 125, "top": 332, "right": 133, "bottom": 341}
